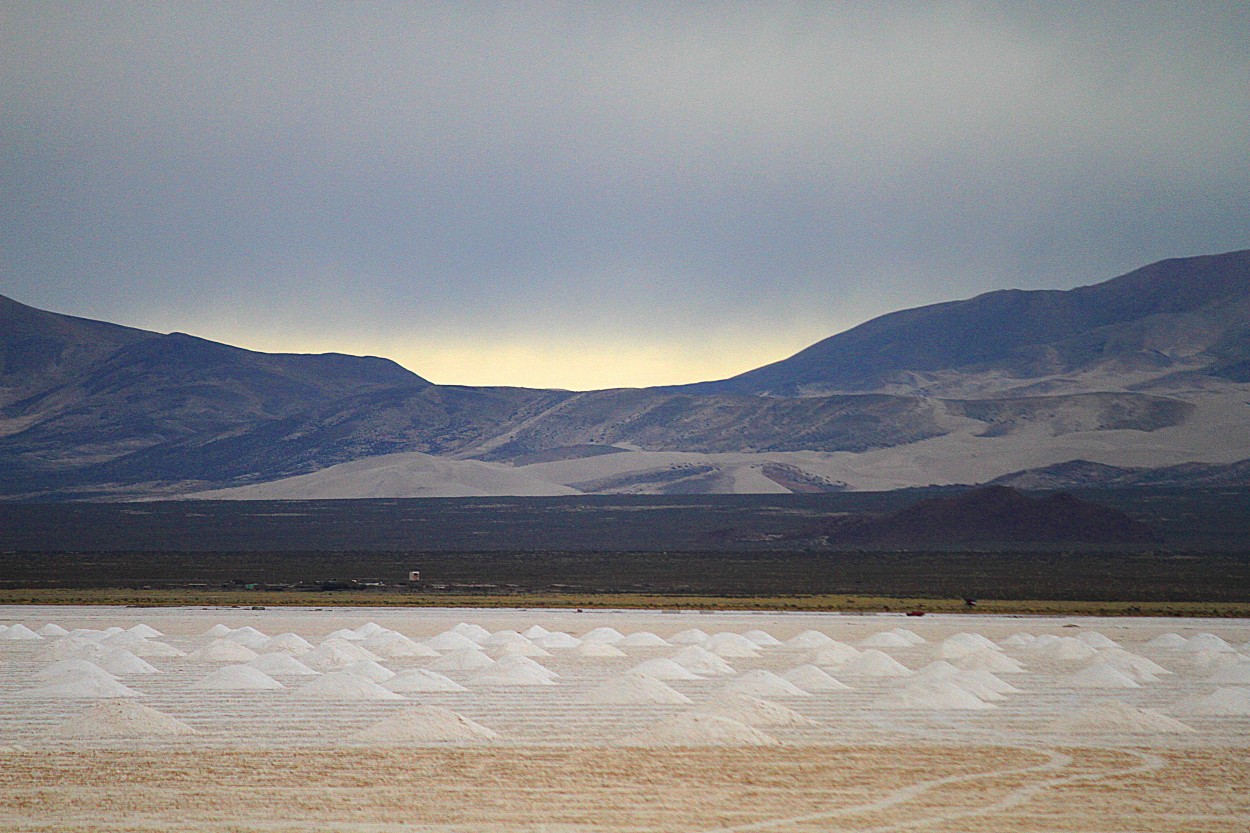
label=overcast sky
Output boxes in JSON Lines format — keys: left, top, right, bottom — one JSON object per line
{"left": 3, "top": 3, "right": 1248, "bottom": 389}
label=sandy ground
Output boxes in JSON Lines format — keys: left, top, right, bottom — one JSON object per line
{"left": 2, "top": 606, "right": 1248, "bottom": 832}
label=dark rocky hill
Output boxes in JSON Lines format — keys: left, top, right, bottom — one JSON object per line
{"left": 837, "top": 485, "right": 1159, "bottom": 547}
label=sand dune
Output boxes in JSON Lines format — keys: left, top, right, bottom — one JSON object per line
{"left": 185, "top": 387, "right": 1250, "bottom": 498}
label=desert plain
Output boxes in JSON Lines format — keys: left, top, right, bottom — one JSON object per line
{"left": 1, "top": 605, "right": 1248, "bottom": 832}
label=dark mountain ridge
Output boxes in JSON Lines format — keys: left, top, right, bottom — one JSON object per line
{"left": 2, "top": 247, "right": 1247, "bottom": 499}
{"left": 683, "top": 249, "right": 1250, "bottom": 395}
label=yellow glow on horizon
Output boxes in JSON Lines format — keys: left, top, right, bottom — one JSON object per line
{"left": 198, "top": 327, "right": 816, "bottom": 390}
{"left": 385, "top": 338, "right": 799, "bottom": 390}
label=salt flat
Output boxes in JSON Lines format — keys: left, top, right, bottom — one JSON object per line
{"left": 1, "top": 606, "right": 1248, "bottom": 831}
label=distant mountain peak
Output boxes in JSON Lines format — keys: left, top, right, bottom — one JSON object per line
{"left": 682, "top": 248, "right": 1250, "bottom": 397}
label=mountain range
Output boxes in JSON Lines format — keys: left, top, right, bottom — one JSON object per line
{"left": 3, "top": 248, "right": 1249, "bottom": 500}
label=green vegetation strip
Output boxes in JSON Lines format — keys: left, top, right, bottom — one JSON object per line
{"left": 1, "top": 589, "right": 1247, "bottom": 617}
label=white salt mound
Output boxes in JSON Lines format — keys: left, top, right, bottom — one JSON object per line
{"left": 704, "top": 633, "right": 761, "bottom": 658}
{"left": 669, "top": 628, "right": 710, "bottom": 645}
{"left": 952, "top": 649, "right": 1025, "bottom": 674}
{"left": 742, "top": 629, "right": 783, "bottom": 647}
{"left": 950, "top": 670, "right": 1019, "bottom": 695}
{"left": 522, "top": 625, "right": 551, "bottom": 639}
{"left": 427, "top": 631, "right": 484, "bottom": 651}
{"left": 495, "top": 655, "right": 558, "bottom": 679}
{"left": 724, "top": 670, "right": 811, "bottom": 699}
{"left": 127, "top": 624, "right": 164, "bottom": 638}
{"left": 1186, "top": 633, "right": 1236, "bottom": 652}
{"left": 55, "top": 700, "right": 197, "bottom": 738}
{"left": 574, "top": 641, "right": 627, "bottom": 658}
{"left": 301, "top": 641, "right": 381, "bottom": 672}
{"left": 298, "top": 671, "right": 403, "bottom": 700}
{"left": 1075, "top": 631, "right": 1119, "bottom": 649}
{"left": 946, "top": 673, "right": 1006, "bottom": 701}
{"left": 20, "top": 676, "right": 142, "bottom": 698}
{"left": 629, "top": 658, "right": 701, "bottom": 681}
{"left": 263, "top": 633, "right": 315, "bottom": 655}
{"left": 202, "top": 624, "right": 233, "bottom": 637}
{"left": 0, "top": 624, "right": 41, "bottom": 641}
{"left": 248, "top": 654, "right": 319, "bottom": 676}
{"left": 806, "top": 642, "right": 861, "bottom": 667}
{"left": 353, "top": 622, "right": 389, "bottom": 638}
{"left": 123, "top": 639, "right": 184, "bottom": 659}
{"left": 320, "top": 638, "right": 382, "bottom": 661}
{"left": 1207, "top": 663, "right": 1250, "bottom": 684}
{"left": 95, "top": 649, "right": 160, "bottom": 675}
{"left": 914, "top": 660, "right": 960, "bottom": 678}
{"left": 619, "top": 631, "right": 671, "bottom": 648}
{"left": 939, "top": 633, "right": 999, "bottom": 658}
{"left": 99, "top": 632, "right": 153, "bottom": 652}
{"left": 705, "top": 694, "right": 817, "bottom": 727}
{"left": 41, "top": 635, "right": 104, "bottom": 661}
{"left": 586, "top": 673, "right": 692, "bottom": 705}
{"left": 840, "top": 650, "right": 912, "bottom": 677}
{"left": 186, "top": 639, "right": 260, "bottom": 664}
{"left": 450, "top": 622, "right": 492, "bottom": 642}
{"left": 38, "top": 623, "right": 70, "bottom": 637}
{"left": 360, "top": 633, "right": 438, "bottom": 659}
{"left": 1182, "top": 686, "right": 1250, "bottom": 716}
{"left": 999, "top": 633, "right": 1035, "bottom": 648}
{"left": 428, "top": 647, "right": 496, "bottom": 672}
{"left": 533, "top": 632, "right": 581, "bottom": 649}
{"left": 880, "top": 681, "right": 996, "bottom": 711}
{"left": 889, "top": 628, "right": 926, "bottom": 645}
{"left": 859, "top": 632, "right": 912, "bottom": 648}
{"left": 581, "top": 627, "right": 626, "bottom": 644}
{"left": 1182, "top": 648, "right": 1244, "bottom": 672}
{"left": 225, "top": 630, "right": 271, "bottom": 649}
{"left": 491, "top": 640, "right": 551, "bottom": 658}
{"left": 193, "top": 665, "right": 284, "bottom": 691}
{"left": 1097, "top": 649, "right": 1168, "bottom": 682}
{"left": 671, "top": 646, "right": 736, "bottom": 676}
{"left": 355, "top": 706, "right": 498, "bottom": 744}
{"left": 1061, "top": 662, "right": 1141, "bottom": 689}
{"left": 384, "top": 669, "right": 466, "bottom": 693}
{"left": 1028, "top": 637, "right": 1099, "bottom": 663}
{"left": 948, "top": 631, "right": 999, "bottom": 649}
{"left": 343, "top": 660, "right": 396, "bottom": 683}
{"left": 781, "top": 664, "right": 850, "bottom": 692}
{"left": 785, "top": 630, "right": 835, "bottom": 649}
{"left": 622, "top": 713, "right": 780, "bottom": 747}
{"left": 1052, "top": 701, "right": 1192, "bottom": 734}
{"left": 325, "top": 628, "right": 366, "bottom": 641}
{"left": 35, "top": 659, "right": 117, "bottom": 683}
{"left": 482, "top": 630, "right": 527, "bottom": 647}
{"left": 469, "top": 664, "right": 555, "bottom": 687}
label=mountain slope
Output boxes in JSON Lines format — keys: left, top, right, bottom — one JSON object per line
{"left": 3, "top": 247, "right": 1248, "bottom": 499}
{"left": 684, "top": 249, "right": 1250, "bottom": 396}
{"left": 0, "top": 294, "right": 153, "bottom": 408}
{"left": 0, "top": 294, "right": 433, "bottom": 496}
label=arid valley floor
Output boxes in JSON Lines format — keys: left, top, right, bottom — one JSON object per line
{"left": 1, "top": 606, "right": 1248, "bottom": 832}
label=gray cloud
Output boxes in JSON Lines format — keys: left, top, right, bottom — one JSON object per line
{"left": 3, "top": 2, "right": 1248, "bottom": 387}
